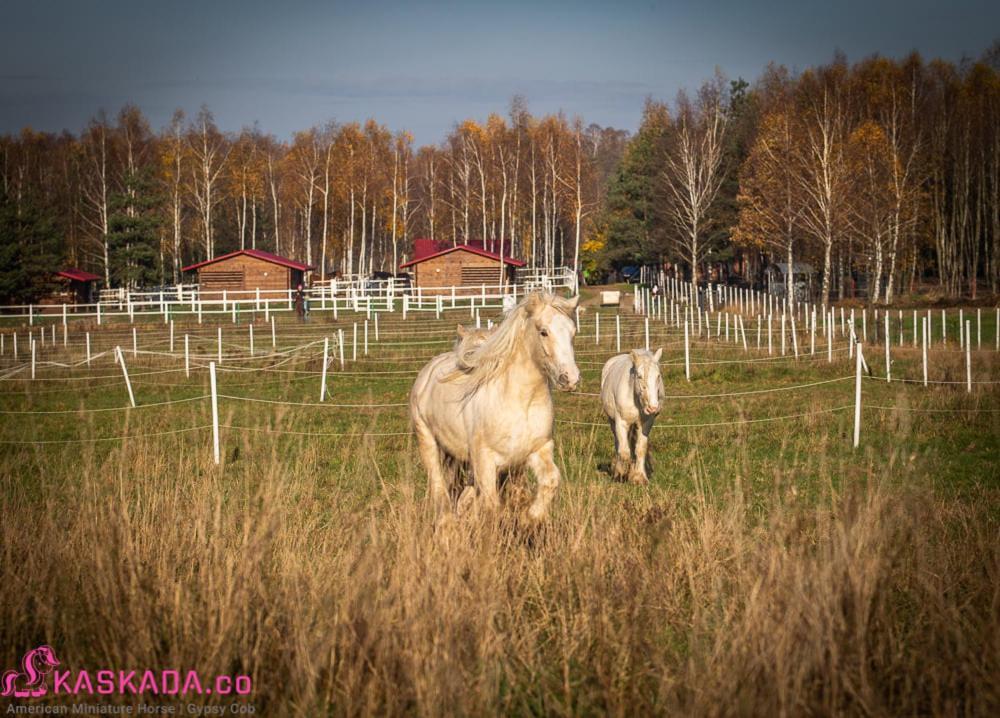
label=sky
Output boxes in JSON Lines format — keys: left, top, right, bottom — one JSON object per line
{"left": 1, "top": 0, "right": 996, "bottom": 146}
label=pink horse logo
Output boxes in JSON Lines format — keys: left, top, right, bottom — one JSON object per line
{"left": 1, "top": 646, "right": 61, "bottom": 698}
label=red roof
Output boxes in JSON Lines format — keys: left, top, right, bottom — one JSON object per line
{"left": 57, "top": 268, "right": 101, "bottom": 282}
{"left": 182, "top": 249, "right": 314, "bottom": 273}
{"left": 400, "top": 242, "right": 526, "bottom": 269}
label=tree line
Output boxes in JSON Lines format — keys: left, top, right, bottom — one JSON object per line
{"left": 0, "top": 100, "right": 625, "bottom": 298}
{"left": 601, "top": 48, "right": 999, "bottom": 305}
{"left": 0, "top": 46, "right": 996, "bottom": 306}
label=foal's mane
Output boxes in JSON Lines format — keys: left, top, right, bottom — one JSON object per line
{"left": 447, "top": 292, "right": 568, "bottom": 391}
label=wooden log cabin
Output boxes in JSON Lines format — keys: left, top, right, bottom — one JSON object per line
{"left": 182, "top": 249, "right": 313, "bottom": 299}
{"left": 400, "top": 239, "right": 525, "bottom": 293}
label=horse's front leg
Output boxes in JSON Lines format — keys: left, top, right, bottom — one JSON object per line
{"left": 471, "top": 446, "right": 501, "bottom": 512}
{"left": 413, "top": 418, "right": 451, "bottom": 515}
{"left": 610, "top": 417, "right": 631, "bottom": 480}
{"left": 526, "top": 440, "right": 561, "bottom": 522}
{"left": 629, "top": 418, "right": 654, "bottom": 485}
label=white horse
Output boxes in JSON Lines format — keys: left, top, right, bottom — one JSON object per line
{"left": 410, "top": 292, "right": 580, "bottom": 521}
{"left": 600, "top": 348, "right": 664, "bottom": 484}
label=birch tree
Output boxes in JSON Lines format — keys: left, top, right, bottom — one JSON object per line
{"left": 660, "top": 76, "right": 730, "bottom": 283}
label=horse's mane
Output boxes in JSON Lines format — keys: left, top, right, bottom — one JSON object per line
{"left": 446, "top": 292, "right": 570, "bottom": 391}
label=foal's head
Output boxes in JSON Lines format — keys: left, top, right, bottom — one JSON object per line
{"left": 525, "top": 293, "right": 580, "bottom": 392}
{"left": 453, "top": 324, "right": 492, "bottom": 366}
{"left": 630, "top": 348, "right": 664, "bottom": 415}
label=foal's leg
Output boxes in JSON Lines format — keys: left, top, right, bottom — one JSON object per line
{"left": 628, "top": 418, "right": 653, "bottom": 485}
{"left": 526, "top": 440, "right": 561, "bottom": 522}
{"left": 610, "top": 417, "right": 631, "bottom": 481}
{"left": 414, "top": 419, "right": 450, "bottom": 514}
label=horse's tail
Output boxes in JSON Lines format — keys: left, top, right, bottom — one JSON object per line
{"left": 1, "top": 669, "right": 19, "bottom": 696}
{"left": 22, "top": 649, "right": 42, "bottom": 686}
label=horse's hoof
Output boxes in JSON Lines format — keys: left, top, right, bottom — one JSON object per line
{"left": 628, "top": 473, "right": 649, "bottom": 486}
{"left": 611, "top": 457, "right": 631, "bottom": 481}
{"left": 434, "top": 511, "right": 458, "bottom": 533}
{"left": 455, "top": 486, "right": 476, "bottom": 516}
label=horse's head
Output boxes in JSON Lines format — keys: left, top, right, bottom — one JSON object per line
{"left": 630, "top": 348, "right": 663, "bottom": 415}
{"left": 526, "top": 293, "right": 580, "bottom": 392}
{"left": 453, "top": 324, "right": 491, "bottom": 351}
{"left": 31, "top": 646, "right": 60, "bottom": 673}
{"left": 453, "top": 324, "right": 493, "bottom": 367}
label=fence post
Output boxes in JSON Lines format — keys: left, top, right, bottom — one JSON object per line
{"left": 810, "top": 309, "right": 816, "bottom": 355}
{"left": 364, "top": 320, "right": 369, "bottom": 356}
{"left": 249, "top": 324, "right": 254, "bottom": 356}
{"left": 922, "top": 317, "right": 928, "bottom": 387}
{"left": 684, "top": 318, "right": 691, "bottom": 381}
{"left": 31, "top": 338, "right": 35, "bottom": 380}
{"left": 185, "top": 334, "right": 190, "bottom": 378}
{"left": 320, "top": 337, "right": 329, "bottom": 402}
{"left": 217, "top": 327, "right": 222, "bottom": 364}
{"left": 170, "top": 320, "right": 175, "bottom": 353}
{"left": 595, "top": 313, "right": 600, "bottom": 345}
{"left": 966, "top": 321, "right": 972, "bottom": 394}
{"left": 352, "top": 322, "right": 357, "bottom": 362}
{"left": 375, "top": 312, "right": 380, "bottom": 341}
{"left": 790, "top": 316, "right": 799, "bottom": 359}
{"left": 116, "top": 346, "right": 136, "bottom": 408}
{"left": 884, "top": 312, "right": 890, "bottom": 383}
{"left": 615, "top": 314, "right": 621, "bottom": 353}
{"left": 338, "top": 328, "right": 345, "bottom": 370}
{"left": 853, "top": 343, "right": 863, "bottom": 449}
{"left": 86, "top": 332, "right": 91, "bottom": 366}
{"left": 209, "top": 361, "right": 220, "bottom": 465}
{"left": 644, "top": 317, "right": 649, "bottom": 351}
{"left": 271, "top": 317, "right": 276, "bottom": 349}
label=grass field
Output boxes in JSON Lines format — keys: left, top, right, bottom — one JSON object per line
{"left": 1, "top": 297, "right": 998, "bottom": 715}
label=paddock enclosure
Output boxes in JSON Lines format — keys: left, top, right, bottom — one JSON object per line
{"left": 0, "top": 286, "right": 997, "bottom": 715}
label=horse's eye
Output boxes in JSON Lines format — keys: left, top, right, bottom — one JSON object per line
{"left": 539, "top": 329, "right": 548, "bottom": 337}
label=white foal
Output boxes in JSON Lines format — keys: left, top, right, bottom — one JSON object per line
{"left": 600, "top": 348, "right": 664, "bottom": 484}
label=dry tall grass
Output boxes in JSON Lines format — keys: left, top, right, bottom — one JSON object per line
{"left": 1, "top": 429, "right": 996, "bottom": 716}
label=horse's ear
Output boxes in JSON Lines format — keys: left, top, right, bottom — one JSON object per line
{"left": 653, "top": 347, "right": 663, "bottom": 362}
{"left": 456, "top": 324, "right": 468, "bottom": 338}
{"left": 630, "top": 349, "right": 642, "bottom": 365}
{"left": 564, "top": 294, "right": 581, "bottom": 313}
{"left": 524, "top": 292, "right": 544, "bottom": 316}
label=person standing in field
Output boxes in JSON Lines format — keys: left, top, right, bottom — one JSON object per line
{"left": 295, "top": 283, "right": 305, "bottom": 322}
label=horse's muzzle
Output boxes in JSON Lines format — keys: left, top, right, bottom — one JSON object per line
{"left": 557, "top": 373, "right": 579, "bottom": 392}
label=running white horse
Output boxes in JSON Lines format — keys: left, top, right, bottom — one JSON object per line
{"left": 600, "top": 348, "right": 664, "bottom": 484}
{"left": 410, "top": 292, "right": 580, "bottom": 521}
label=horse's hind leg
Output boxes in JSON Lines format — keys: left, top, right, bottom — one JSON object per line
{"left": 610, "top": 417, "right": 631, "bottom": 481}
{"left": 414, "top": 419, "right": 450, "bottom": 514}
